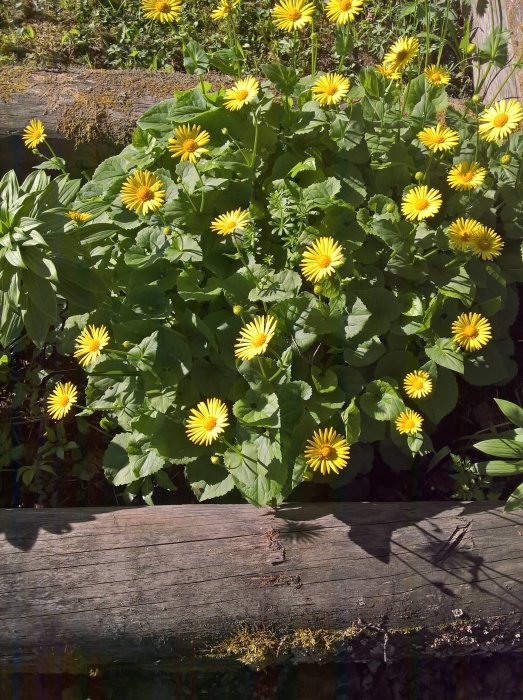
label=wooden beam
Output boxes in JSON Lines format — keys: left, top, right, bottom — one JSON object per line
{"left": 1, "top": 502, "right": 522, "bottom": 672}
{"left": 471, "top": 0, "right": 522, "bottom": 102}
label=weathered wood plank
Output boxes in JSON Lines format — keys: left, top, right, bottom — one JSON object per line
{"left": 471, "top": 0, "right": 522, "bottom": 101}
{"left": 1, "top": 502, "right": 522, "bottom": 672}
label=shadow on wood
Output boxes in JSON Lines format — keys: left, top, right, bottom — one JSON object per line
{"left": 1, "top": 502, "right": 522, "bottom": 673}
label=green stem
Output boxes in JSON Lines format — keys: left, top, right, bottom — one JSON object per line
{"left": 194, "top": 162, "right": 205, "bottom": 212}
{"left": 424, "top": 0, "right": 430, "bottom": 70}
{"left": 43, "top": 139, "right": 67, "bottom": 175}
{"left": 310, "top": 19, "right": 318, "bottom": 77}
{"left": 436, "top": 0, "right": 451, "bottom": 65}
{"left": 486, "top": 51, "right": 523, "bottom": 105}
{"left": 250, "top": 110, "right": 259, "bottom": 167}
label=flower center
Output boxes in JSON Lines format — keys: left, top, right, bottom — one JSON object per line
{"left": 236, "top": 89, "right": 249, "bottom": 101}
{"left": 460, "top": 172, "right": 473, "bottom": 182}
{"left": 462, "top": 324, "right": 478, "bottom": 339}
{"left": 183, "top": 138, "right": 198, "bottom": 153}
{"left": 477, "top": 237, "right": 490, "bottom": 249}
{"left": 404, "top": 418, "right": 416, "bottom": 431}
{"left": 415, "top": 198, "right": 429, "bottom": 211}
{"left": 432, "top": 133, "right": 444, "bottom": 143}
{"left": 493, "top": 113, "right": 509, "bottom": 127}
{"left": 339, "top": 0, "right": 352, "bottom": 9}
{"left": 324, "top": 84, "right": 339, "bottom": 96}
{"left": 89, "top": 339, "right": 101, "bottom": 352}
{"left": 317, "top": 254, "right": 332, "bottom": 268}
{"left": 252, "top": 333, "right": 267, "bottom": 348}
{"left": 287, "top": 8, "right": 302, "bottom": 21}
{"left": 320, "top": 445, "right": 336, "bottom": 459}
{"left": 203, "top": 416, "right": 218, "bottom": 431}
{"left": 155, "top": 0, "right": 171, "bottom": 11}
{"left": 59, "top": 395, "right": 71, "bottom": 408}
{"left": 412, "top": 378, "right": 425, "bottom": 391}
{"left": 396, "top": 49, "right": 408, "bottom": 61}
{"left": 136, "top": 185, "right": 154, "bottom": 202}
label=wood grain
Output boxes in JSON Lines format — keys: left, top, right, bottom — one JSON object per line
{"left": 471, "top": 0, "right": 522, "bottom": 102}
{"left": 1, "top": 502, "right": 522, "bottom": 672}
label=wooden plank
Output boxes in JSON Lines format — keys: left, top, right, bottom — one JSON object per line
{"left": 0, "top": 67, "right": 233, "bottom": 176}
{"left": 1, "top": 502, "right": 522, "bottom": 672}
{"left": 471, "top": 0, "right": 522, "bottom": 101}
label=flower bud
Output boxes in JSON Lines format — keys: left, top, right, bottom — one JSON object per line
{"left": 385, "top": 203, "right": 395, "bottom": 213}
{"left": 500, "top": 154, "right": 511, "bottom": 165}
{"left": 313, "top": 284, "right": 323, "bottom": 295}
{"left": 466, "top": 42, "right": 476, "bottom": 54}
{"left": 122, "top": 340, "right": 133, "bottom": 349}
{"left": 221, "top": 127, "right": 229, "bottom": 135}
{"left": 414, "top": 171, "right": 424, "bottom": 182}
{"left": 232, "top": 305, "right": 243, "bottom": 315}
{"left": 471, "top": 93, "right": 481, "bottom": 104}
{"left": 210, "top": 455, "right": 220, "bottom": 465}
{"left": 163, "top": 226, "right": 171, "bottom": 235}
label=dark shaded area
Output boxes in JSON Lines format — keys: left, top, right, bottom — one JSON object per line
{"left": 2, "top": 653, "right": 523, "bottom": 700}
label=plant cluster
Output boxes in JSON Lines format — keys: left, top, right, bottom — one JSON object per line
{"left": 1, "top": 1, "right": 523, "bottom": 507}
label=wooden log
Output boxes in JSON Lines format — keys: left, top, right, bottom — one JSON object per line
{"left": 0, "top": 67, "right": 233, "bottom": 176}
{"left": 471, "top": 0, "right": 522, "bottom": 102}
{"left": 1, "top": 501, "right": 522, "bottom": 673}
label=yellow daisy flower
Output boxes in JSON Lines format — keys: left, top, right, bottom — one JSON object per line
{"left": 300, "top": 237, "right": 344, "bottom": 283}
{"left": 311, "top": 73, "right": 351, "bottom": 106}
{"left": 447, "top": 217, "right": 482, "bottom": 251}
{"left": 67, "top": 211, "right": 91, "bottom": 222}
{"left": 272, "top": 0, "right": 315, "bottom": 31}
{"left": 120, "top": 170, "right": 166, "bottom": 215}
{"left": 185, "top": 398, "right": 229, "bottom": 446}
{"left": 211, "top": 0, "right": 240, "bottom": 20}
{"left": 395, "top": 409, "right": 423, "bottom": 435}
{"left": 401, "top": 186, "right": 442, "bottom": 221}
{"left": 223, "top": 77, "right": 260, "bottom": 111}
{"left": 22, "top": 119, "right": 46, "bottom": 150}
{"left": 468, "top": 226, "right": 504, "bottom": 261}
{"left": 478, "top": 99, "right": 523, "bottom": 142}
{"left": 447, "top": 161, "right": 487, "bottom": 191}
{"left": 210, "top": 208, "right": 250, "bottom": 236}
{"left": 141, "top": 0, "right": 182, "bottom": 22}
{"left": 376, "top": 63, "right": 402, "bottom": 81}
{"left": 325, "top": 0, "right": 364, "bottom": 24}
{"left": 403, "top": 370, "right": 433, "bottom": 399}
{"left": 47, "top": 382, "right": 78, "bottom": 421}
{"left": 74, "top": 324, "right": 110, "bottom": 367}
{"left": 234, "top": 315, "right": 278, "bottom": 361}
{"left": 452, "top": 312, "right": 492, "bottom": 352}
{"left": 383, "top": 36, "right": 419, "bottom": 70}
{"left": 424, "top": 64, "right": 451, "bottom": 86}
{"left": 417, "top": 124, "right": 459, "bottom": 152}
{"left": 168, "top": 124, "right": 211, "bottom": 163}
{"left": 304, "top": 427, "right": 350, "bottom": 475}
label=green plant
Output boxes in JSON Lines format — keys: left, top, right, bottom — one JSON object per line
{"left": 469, "top": 400, "right": 523, "bottom": 511}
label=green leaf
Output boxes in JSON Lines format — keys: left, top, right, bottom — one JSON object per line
{"left": 341, "top": 399, "right": 361, "bottom": 443}
{"left": 479, "top": 27, "right": 510, "bottom": 67}
{"left": 360, "top": 379, "right": 404, "bottom": 421}
{"left": 474, "top": 438, "right": 523, "bottom": 459}
{"left": 311, "top": 366, "right": 338, "bottom": 393}
{"left": 224, "top": 435, "right": 286, "bottom": 506}
{"left": 233, "top": 391, "right": 280, "bottom": 428}
{"left": 183, "top": 40, "right": 210, "bottom": 75}
{"left": 474, "top": 460, "right": 523, "bottom": 476}
{"left": 425, "top": 338, "right": 464, "bottom": 373}
{"left": 262, "top": 63, "right": 298, "bottom": 94}
{"left": 495, "top": 399, "right": 523, "bottom": 428}
{"left": 505, "top": 483, "right": 523, "bottom": 512}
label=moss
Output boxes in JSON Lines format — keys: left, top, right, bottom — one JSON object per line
{"left": 0, "top": 66, "right": 29, "bottom": 102}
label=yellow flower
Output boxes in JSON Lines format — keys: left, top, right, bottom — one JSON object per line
{"left": 22, "top": 119, "right": 46, "bottom": 149}
{"left": 395, "top": 409, "right": 423, "bottom": 435}
{"left": 424, "top": 64, "right": 451, "bottom": 86}
{"left": 185, "top": 398, "right": 229, "bottom": 446}
{"left": 401, "top": 186, "right": 442, "bottom": 221}
{"left": 325, "top": 0, "right": 364, "bottom": 24}
{"left": 211, "top": 0, "right": 240, "bottom": 20}
{"left": 141, "top": 0, "right": 182, "bottom": 22}
{"left": 74, "top": 324, "right": 110, "bottom": 367}
{"left": 223, "top": 77, "right": 260, "bottom": 111}
{"left": 383, "top": 36, "right": 419, "bottom": 70}
{"left": 300, "top": 237, "right": 344, "bottom": 283}
{"left": 120, "top": 170, "right": 165, "bottom": 215}
{"left": 452, "top": 312, "right": 492, "bottom": 352}
{"left": 376, "top": 63, "right": 402, "bottom": 81}
{"left": 447, "top": 161, "right": 487, "bottom": 191}
{"left": 272, "top": 0, "right": 315, "bottom": 31}
{"left": 67, "top": 211, "right": 91, "bottom": 222}
{"left": 311, "top": 73, "right": 351, "bottom": 106}
{"left": 168, "top": 124, "right": 211, "bottom": 163}
{"left": 304, "top": 427, "right": 350, "bottom": 475}
{"left": 447, "top": 217, "right": 482, "bottom": 251}
{"left": 468, "top": 226, "right": 504, "bottom": 261}
{"left": 211, "top": 208, "right": 250, "bottom": 236}
{"left": 234, "top": 315, "right": 278, "bottom": 361}
{"left": 47, "top": 382, "right": 78, "bottom": 421}
{"left": 403, "top": 370, "right": 433, "bottom": 399}
{"left": 478, "top": 99, "right": 523, "bottom": 142}
{"left": 417, "top": 124, "right": 459, "bottom": 153}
